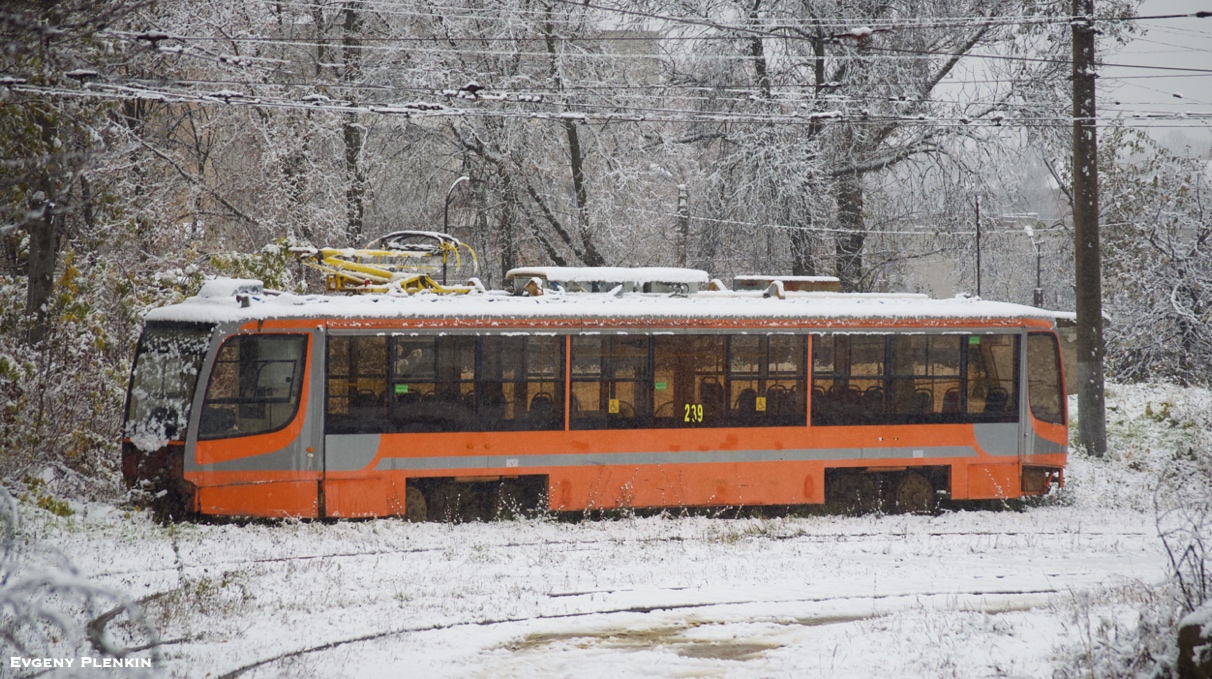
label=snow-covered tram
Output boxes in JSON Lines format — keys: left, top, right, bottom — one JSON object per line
{"left": 121, "top": 270, "right": 1067, "bottom": 520}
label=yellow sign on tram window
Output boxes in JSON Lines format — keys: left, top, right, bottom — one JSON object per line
{"left": 608, "top": 399, "right": 620, "bottom": 414}
{"left": 755, "top": 396, "right": 767, "bottom": 412}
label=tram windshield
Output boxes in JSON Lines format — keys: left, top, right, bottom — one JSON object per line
{"left": 125, "top": 322, "right": 213, "bottom": 451}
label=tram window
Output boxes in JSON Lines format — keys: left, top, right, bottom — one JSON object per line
{"left": 526, "top": 335, "right": 564, "bottom": 429}
{"left": 653, "top": 335, "right": 726, "bottom": 426}
{"left": 125, "top": 322, "right": 212, "bottom": 446}
{"left": 811, "top": 335, "right": 886, "bottom": 425}
{"left": 199, "top": 334, "right": 307, "bottom": 439}
{"left": 812, "top": 333, "right": 1018, "bottom": 426}
{"left": 967, "top": 334, "right": 1019, "bottom": 421}
{"left": 1028, "top": 333, "right": 1065, "bottom": 424}
{"left": 326, "top": 334, "right": 564, "bottom": 434}
{"left": 431, "top": 336, "right": 476, "bottom": 431}
{"left": 326, "top": 335, "right": 388, "bottom": 434}
{"left": 389, "top": 336, "right": 475, "bottom": 432}
{"left": 571, "top": 336, "right": 651, "bottom": 429}
{"left": 728, "top": 335, "right": 806, "bottom": 426}
{"left": 390, "top": 337, "right": 439, "bottom": 432}
{"left": 481, "top": 335, "right": 563, "bottom": 431}
{"left": 888, "top": 335, "right": 962, "bottom": 423}
{"left": 768, "top": 335, "right": 807, "bottom": 422}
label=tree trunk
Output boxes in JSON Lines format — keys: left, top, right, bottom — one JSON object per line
{"left": 747, "top": 1, "right": 771, "bottom": 98}
{"left": 499, "top": 175, "right": 518, "bottom": 277}
{"left": 677, "top": 184, "right": 690, "bottom": 268}
{"left": 26, "top": 197, "right": 60, "bottom": 345}
{"left": 562, "top": 119, "right": 604, "bottom": 266}
{"left": 544, "top": 12, "right": 604, "bottom": 267}
{"left": 790, "top": 223, "right": 817, "bottom": 276}
{"left": 835, "top": 172, "right": 864, "bottom": 291}
{"left": 791, "top": 35, "right": 828, "bottom": 278}
{"left": 343, "top": 114, "right": 365, "bottom": 245}
{"left": 342, "top": 2, "right": 365, "bottom": 246}
{"left": 26, "top": 104, "right": 62, "bottom": 345}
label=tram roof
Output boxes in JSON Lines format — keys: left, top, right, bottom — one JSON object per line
{"left": 144, "top": 277, "right": 1064, "bottom": 329}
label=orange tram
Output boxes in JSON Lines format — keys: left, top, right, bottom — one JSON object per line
{"left": 122, "top": 269, "right": 1067, "bottom": 520}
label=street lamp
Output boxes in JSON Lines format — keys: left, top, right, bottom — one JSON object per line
{"left": 444, "top": 175, "right": 470, "bottom": 233}
{"left": 442, "top": 175, "right": 470, "bottom": 284}
{"left": 1024, "top": 221, "right": 1043, "bottom": 306}
{"left": 1020, "top": 218, "right": 1064, "bottom": 307}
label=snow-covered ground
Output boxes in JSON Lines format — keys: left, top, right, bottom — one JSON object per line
{"left": 8, "top": 383, "right": 1212, "bottom": 678}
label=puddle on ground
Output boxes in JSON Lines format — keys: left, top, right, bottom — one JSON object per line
{"left": 503, "top": 614, "right": 874, "bottom": 661}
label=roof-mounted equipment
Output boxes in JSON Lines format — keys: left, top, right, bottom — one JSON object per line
{"left": 292, "top": 231, "right": 479, "bottom": 294}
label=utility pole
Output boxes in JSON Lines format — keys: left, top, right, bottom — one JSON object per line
{"left": 974, "top": 195, "right": 982, "bottom": 298}
{"left": 1072, "top": 0, "right": 1107, "bottom": 456}
{"left": 676, "top": 184, "right": 690, "bottom": 267}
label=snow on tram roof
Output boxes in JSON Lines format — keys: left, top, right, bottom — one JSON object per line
{"left": 506, "top": 266, "right": 709, "bottom": 284}
{"left": 145, "top": 277, "right": 1063, "bottom": 326}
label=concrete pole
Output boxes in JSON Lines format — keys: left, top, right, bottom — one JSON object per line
{"left": 1072, "top": 0, "right": 1107, "bottom": 456}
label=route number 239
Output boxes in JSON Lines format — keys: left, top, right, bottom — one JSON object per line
{"left": 684, "top": 403, "right": 705, "bottom": 423}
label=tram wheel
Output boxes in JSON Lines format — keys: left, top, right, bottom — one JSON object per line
{"left": 826, "top": 474, "right": 880, "bottom": 515}
{"left": 404, "top": 486, "right": 428, "bottom": 522}
{"left": 891, "top": 472, "right": 935, "bottom": 515}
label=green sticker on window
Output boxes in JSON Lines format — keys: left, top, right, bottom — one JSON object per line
{"left": 968, "top": 336, "right": 981, "bottom": 345}
{"left": 395, "top": 383, "right": 409, "bottom": 394}
{"left": 655, "top": 381, "right": 667, "bottom": 391}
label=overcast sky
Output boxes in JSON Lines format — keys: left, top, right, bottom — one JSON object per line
{"left": 1102, "top": 0, "right": 1212, "bottom": 149}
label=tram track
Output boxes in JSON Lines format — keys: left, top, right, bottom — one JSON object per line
{"left": 87, "top": 525, "right": 1147, "bottom": 581}
{"left": 215, "top": 585, "right": 1064, "bottom": 679}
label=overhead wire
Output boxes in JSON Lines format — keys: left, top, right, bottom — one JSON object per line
{"left": 9, "top": 5, "right": 1212, "bottom": 135}
{"left": 11, "top": 79, "right": 1212, "bottom": 131}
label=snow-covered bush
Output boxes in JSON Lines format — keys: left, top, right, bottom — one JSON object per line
{"left": 0, "top": 252, "right": 185, "bottom": 502}
{"left": 0, "top": 487, "right": 160, "bottom": 671}
{"left": 1055, "top": 384, "right": 1212, "bottom": 677}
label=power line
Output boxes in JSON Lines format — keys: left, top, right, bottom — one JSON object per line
{"left": 11, "top": 80, "right": 1212, "bottom": 131}
{"left": 96, "top": 23, "right": 1212, "bottom": 79}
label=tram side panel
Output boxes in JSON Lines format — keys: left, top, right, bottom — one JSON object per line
{"left": 316, "top": 325, "right": 1066, "bottom": 515}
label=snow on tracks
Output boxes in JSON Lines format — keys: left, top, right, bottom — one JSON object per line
{"left": 29, "top": 505, "right": 1165, "bottom": 678}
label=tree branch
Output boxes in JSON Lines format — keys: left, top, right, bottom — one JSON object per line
{"left": 132, "top": 136, "right": 259, "bottom": 235}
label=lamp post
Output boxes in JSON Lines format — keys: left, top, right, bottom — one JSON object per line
{"left": 1028, "top": 224, "right": 1044, "bottom": 307}
{"left": 442, "top": 175, "right": 469, "bottom": 284}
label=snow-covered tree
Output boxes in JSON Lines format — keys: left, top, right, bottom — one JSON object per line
{"left": 1101, "top": 127, "right": 1212, "bottom": 387}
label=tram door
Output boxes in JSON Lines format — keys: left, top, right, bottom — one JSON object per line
{"left": 1025, "top": 332, "right": 1067, "bottom": 455}
{"left": 190, "top": 327, "right": 325, "bottom": 518}
{"left": 320, "top": 332, "right": 394, "bottom": 517}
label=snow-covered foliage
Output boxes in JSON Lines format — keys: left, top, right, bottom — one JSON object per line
{"left": 0, "top": 487, "right": 160, "bottom": 673}
{"left": 1051, "top": 383, "right": 1212, "bottom": 677}
{"left": 0, "top": 255, "right": 150, "bottom": 501}
{"left": 4, "top": 2, "right": 1212, "bottom": 671}
{"left": 1101, "top": 127, "right": 1212, "bottom": 388}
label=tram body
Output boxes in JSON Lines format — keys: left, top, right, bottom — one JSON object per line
{"left": 122, "top": 276, "right": 1067, "bottom": 519}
